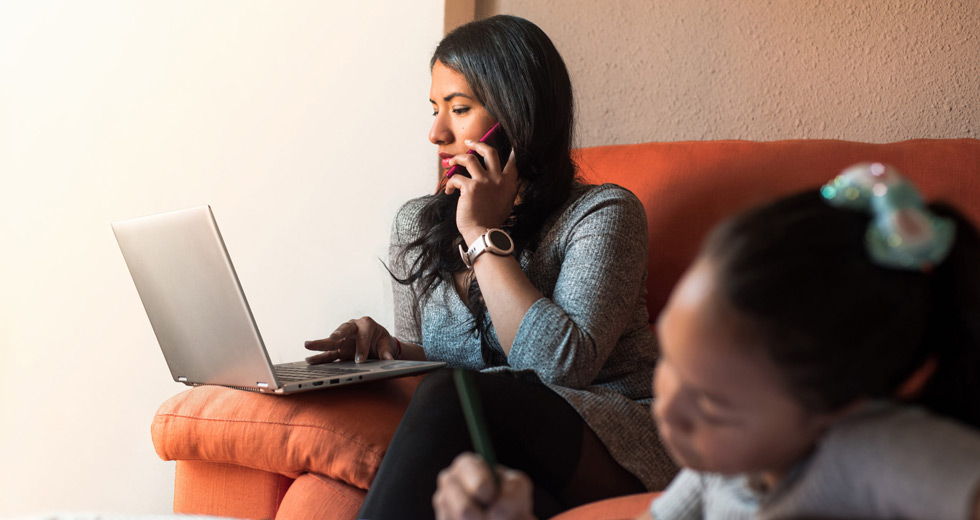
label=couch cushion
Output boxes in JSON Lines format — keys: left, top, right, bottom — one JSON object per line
{"left": 174, "top": 460, "right": 292, "bottom": 518}
{"left": 152, "top": 376, "right": 424, "bottom": 490}
{"left": 548, "top": 491, "right": 660, "bottom": 520}
{"left": 575, "top": 138, "right": 980, "bottom": 320}
{"left": 275, "top": 473, "right": 367, "bottom": 520}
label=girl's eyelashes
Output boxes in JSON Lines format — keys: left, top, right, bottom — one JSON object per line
{"left": 695, "top": 396, "right": 737, "bottom": 426}
{"left": 697, "top": 409, "right": 731, "bottom": 426}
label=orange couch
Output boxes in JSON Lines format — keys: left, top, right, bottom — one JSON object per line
{"left": 152, "top": 138, "right": 980, "bottom": 519}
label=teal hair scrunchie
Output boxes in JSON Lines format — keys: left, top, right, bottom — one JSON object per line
{"left": 821, "top": 163, "right": 956, "bottom": 271}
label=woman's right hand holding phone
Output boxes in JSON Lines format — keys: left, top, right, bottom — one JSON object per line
{"left": 305, "top": 317, "right": 424, "bottom": 364}
{"left": 444, "top": 142, "right": 520, "bottom": 245}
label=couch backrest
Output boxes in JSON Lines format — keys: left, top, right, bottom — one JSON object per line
{"left": 574, "top": 139, "right": 980, "bottom": 323}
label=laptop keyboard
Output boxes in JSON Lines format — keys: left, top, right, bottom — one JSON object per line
{"left": 274, "top": 364, "right": 370, "bottom": 382}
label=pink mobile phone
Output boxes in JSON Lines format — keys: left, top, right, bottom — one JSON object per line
{"left": 436, "top": 123, "right": 512, "bottom": 194}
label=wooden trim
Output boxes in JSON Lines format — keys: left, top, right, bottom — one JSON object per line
{"left": 444, "top": 0, "right": 476, "bottom": 34}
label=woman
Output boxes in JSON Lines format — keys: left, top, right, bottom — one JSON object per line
{"left": 305, "top": 15, "right": 676, "bottom": 518}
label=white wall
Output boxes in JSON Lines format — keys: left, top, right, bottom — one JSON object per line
{"left": 479, "top": 0, "right": 980, "bottom": 145}
{"left": 0, "top": 1, "right": 443, "bottom": 516}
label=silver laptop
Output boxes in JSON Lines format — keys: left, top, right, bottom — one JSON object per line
{"left": 112, "top": 205, "right": 445, "bottom": 394}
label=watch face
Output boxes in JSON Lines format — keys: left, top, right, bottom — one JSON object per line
{"left": 487, "top": 229, "right": 513, "bottom": 252}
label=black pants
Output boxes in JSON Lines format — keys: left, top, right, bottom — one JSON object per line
{"left": 358, "top": 368, "right": 645, "bottom": 519}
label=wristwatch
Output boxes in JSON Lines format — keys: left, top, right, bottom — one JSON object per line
{"left": 459, "top": 228, "right": 514, "bottom": 269}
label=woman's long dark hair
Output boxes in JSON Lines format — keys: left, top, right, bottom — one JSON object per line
{"left": 703, "top": 190, "right": 980, "bottom": 428}
{"left": 393, "top": 15, "right": 577, "bottom": 361}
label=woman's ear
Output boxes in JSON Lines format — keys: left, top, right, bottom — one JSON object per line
{"left": 894, "top": 357, "right": 938, "bottom": 400}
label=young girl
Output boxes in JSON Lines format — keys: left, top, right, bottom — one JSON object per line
{"left": 304, "top": 15, "right": 676, "bottom": 518}
{"left": 434, "top": 164, "right": 980, "bottom": 519}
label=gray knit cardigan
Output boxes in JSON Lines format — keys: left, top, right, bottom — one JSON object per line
{"left": 389, "top": 183, "right": 677, "bottom": 490}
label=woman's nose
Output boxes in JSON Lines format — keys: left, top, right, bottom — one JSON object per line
{"left": 428, "top": 114, "right": 453, "bottom": 145}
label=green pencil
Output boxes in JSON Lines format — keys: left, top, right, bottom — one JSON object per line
{"left": 452, "top": 368, "right": 500, "bottom": 489}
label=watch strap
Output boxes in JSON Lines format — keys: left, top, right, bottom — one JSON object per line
{"left": 459, "top": 228, "right": 513, "bottom": 269}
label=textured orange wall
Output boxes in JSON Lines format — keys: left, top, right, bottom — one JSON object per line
{"left": 477, "top": 0, "right": 980, "bottom": 145}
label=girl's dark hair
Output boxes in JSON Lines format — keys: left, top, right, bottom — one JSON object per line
{"left": 703, "top": 189, "right": 980, "bottom": 428}
{"left": 394, "top": 15, "right": 577, "bottom": 362}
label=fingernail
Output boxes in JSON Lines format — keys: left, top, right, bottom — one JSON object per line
{"left": 355, "top": 355, "right": 364, "bottom": 363}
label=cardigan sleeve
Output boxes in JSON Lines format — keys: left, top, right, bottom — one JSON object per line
{"left": 389, "top": 198, "right": 424, "bottom": 345}
{"left": 506, "top": 185, "right": 650, "bottom": 388}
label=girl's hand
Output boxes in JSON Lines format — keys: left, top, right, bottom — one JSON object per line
{"left": 304, "top": 316, "right": 398, "bottom": 364}
{"left": 444, "top": 142, "right": 520, "bottom": 244}
{"left": 433, "top": 452, "right": 536, "bottom": 520}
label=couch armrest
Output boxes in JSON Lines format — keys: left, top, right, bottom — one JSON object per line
{"left": 151, "top": 376, "right": 423, "bottom": 490}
